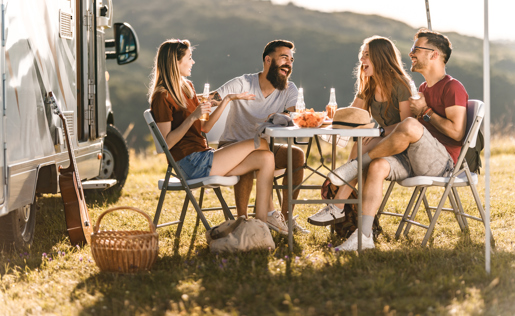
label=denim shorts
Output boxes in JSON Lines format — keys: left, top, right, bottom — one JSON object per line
{"left": 383, "top": 126, "right": 454, "bottom": 181}
{"left": 177, "top": 149, "right": 215, "bottom": 180}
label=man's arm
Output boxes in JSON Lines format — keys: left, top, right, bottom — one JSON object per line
{"left": 410, "top": 95, "right": 467, "bottom": 142}
{"left": 197, "top": 91, "right": 223, "bottom": 107}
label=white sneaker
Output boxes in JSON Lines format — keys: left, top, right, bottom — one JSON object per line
{"left": 334, "top": 230, "right": 375, "bottom": 251}
{"left": 267, "top": 210, "right": 288, "bottom": 235}
{"left": 328, "top": 160, "right": 358, "bottom": 186}
{"left": 291, "top": 215, "right": 310, "bottom": 234}
{"left": 307, "top": 204, "right": 345, "bottom": 226}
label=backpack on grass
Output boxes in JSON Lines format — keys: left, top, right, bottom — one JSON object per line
{"left": 465, "top": 129, "right": 484, "bottom": 174}
{"left": 321, "top": 178, "right": 382, "bottom": 239}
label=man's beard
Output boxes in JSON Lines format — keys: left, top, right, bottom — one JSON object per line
{"left": 267, "top": 59, "right": 291, "bottom": 90}
{"left": 410, "top": 58, "right": 425, "bottom": 72}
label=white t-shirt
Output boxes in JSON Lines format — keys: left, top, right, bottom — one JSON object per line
{"left": 216, "top": 73, "right": 298, "bottom": 142}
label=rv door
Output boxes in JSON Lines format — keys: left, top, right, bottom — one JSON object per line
{"left": 77, "top": 0, "right": 101, "bottom": 141}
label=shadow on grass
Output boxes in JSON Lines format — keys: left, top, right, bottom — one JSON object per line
{"left": 71, "top": 228, "right": 515, "bottom": 316}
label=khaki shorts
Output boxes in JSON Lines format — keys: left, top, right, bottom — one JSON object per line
{"left": 383, "top": 126, "right": 454, "bottom": 181}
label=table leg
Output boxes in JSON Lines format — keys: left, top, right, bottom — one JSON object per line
{"left": 288, "top": 137, "right": 293, "bottom": 251}
{"left": 330, "top": 135, "right": 337, "bottom": 234}
{"left": 357, "top": 137, "right": 362, "bottom": 252}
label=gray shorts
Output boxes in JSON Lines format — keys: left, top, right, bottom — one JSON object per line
{"left": 383, "top": 126, "right": 454, "bottom": 181}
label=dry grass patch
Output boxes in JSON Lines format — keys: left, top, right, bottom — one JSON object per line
{"left": 1, "top": 139, "right": 515, "bottom": 315}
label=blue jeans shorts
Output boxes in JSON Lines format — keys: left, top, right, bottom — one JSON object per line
{"left": 177, "top": 149, "right": 215, "bottom": 180}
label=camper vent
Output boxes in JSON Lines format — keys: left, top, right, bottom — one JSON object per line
{"left": 59, "top": 10, "right": 73, "bottom": 40}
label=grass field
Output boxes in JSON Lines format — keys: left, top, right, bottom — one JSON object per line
{"left": 1, "top": 136, "right": 515, "bottom": 315}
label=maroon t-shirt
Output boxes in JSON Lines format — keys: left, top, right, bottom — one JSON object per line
{"left": 150, "top": 83, "right": 210, "bottom": 162}
{"left": 418, "top": 75, "right": 468, "bottom": 164}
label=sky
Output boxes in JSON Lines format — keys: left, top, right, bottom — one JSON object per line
{"left": 270, "top": 0, "right": 513, "bottom": 42}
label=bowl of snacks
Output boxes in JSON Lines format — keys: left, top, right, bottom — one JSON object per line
{"left": 291, "top": 109, "right": 327, "bottom": 128}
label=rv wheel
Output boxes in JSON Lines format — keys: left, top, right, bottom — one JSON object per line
{"left": 96, "top": 125, "right": 129, "bottom": 195}
{"left": 0, "top": 201, "right": 36, "bottom": 250}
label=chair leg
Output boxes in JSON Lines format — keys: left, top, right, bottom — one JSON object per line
{"left": 469, "top": 183, "right": 496, "bottom": 247}
{"left": 376, "top": 181, "right": 395, "bottom": 220}
{"left": 403, "top": 187, "right": 428, "bottom": 237}
{"left": 452, "top": 187, "right": 469, "bottom": 228}
{"left": 175, "top": 195, "right": 190, "bottom": 239}
{"left": 153, "top": 166, "right": 173, "bottom": 226}
{"left": 421, "top": 184, "right": 454, "bottom": 247}
{"left": 396, "top": 187, "right": 422, "bottom": 238}
{"left": 184, "top": 187, "right": 211, "bottom": 230}
{"left": 213, "top": 187, "right": 235, "bottom": 221}
{"left": 422, "top": 196, "right": 432, "bottom": 222}
{"left": 448, "top": 189, "right": 466, "bottom": 231}
{"left": 274, "top": 178, "right": 282, "bottom": 207}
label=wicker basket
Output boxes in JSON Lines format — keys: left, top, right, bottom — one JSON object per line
{"left": 91, "top": 206, "right": 159, "bottom": 273}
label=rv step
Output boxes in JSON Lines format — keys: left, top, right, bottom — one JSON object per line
{"left": 82, "top": 179, "right": 117, "bottom": 190}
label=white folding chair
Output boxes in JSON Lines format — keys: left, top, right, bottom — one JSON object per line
{"left": 143, "top": 109, "right": 238, "bottom": 238}
{"left": 378, "top": 100, "right": 494, "bottom": 247}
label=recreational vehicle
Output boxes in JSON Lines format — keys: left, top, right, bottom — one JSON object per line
{"left": 0, "top": 0, "right": 138, "bottom": 248}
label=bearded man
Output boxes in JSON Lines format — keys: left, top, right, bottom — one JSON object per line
{"left": 208, "top": 40, "right": 309, "bottom": 235}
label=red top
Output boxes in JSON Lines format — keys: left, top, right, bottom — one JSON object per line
{"left": 418, "top": 75, "right": 468, "bottom": 164}
{"left": 151, "top": 83, "right": 210, "bottom": 162}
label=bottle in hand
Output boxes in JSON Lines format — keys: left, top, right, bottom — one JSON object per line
{"left": 200, "top": 83, "right": 210, "bottom": 121}
{"left": 409, "top": 80, "right": 420, "bottom": 100}
{"left": 296, "top": 88, "right": 305, "bottom": 113}
{"left": 326, "top": 88, "right": 338, "bottom": 119}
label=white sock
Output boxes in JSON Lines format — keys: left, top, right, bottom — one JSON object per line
{"left": 362, "top": 215, "right": 374, "bottom": 237}
{"left": 268, "top": 210, "right": 276, "bottom": 216}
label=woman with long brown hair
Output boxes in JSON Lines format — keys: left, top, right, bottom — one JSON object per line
{"left": 308, "top": 36, "right": 413, "bottom": 234}
{"left": 148, "top": 39, "right": 275, "bottom": 222}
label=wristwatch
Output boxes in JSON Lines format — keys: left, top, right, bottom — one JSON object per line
{"left": 379, "top": 126, "right": 385, "bottom": 137}
{"left": 423, "top": 109, "right": 434, "bottom": 122}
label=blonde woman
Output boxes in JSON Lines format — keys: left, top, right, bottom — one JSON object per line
{"left": 148, "top": 39, "right": 275, "bottom": 222}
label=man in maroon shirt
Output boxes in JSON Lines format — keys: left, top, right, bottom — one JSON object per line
{"left": 328, "top": 29, "right": 468, "bottom": 251}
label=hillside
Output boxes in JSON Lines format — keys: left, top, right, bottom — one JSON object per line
{"left": 106, "top": 0, "right": 515, "bottom": 149}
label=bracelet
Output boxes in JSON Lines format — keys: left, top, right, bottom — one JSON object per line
{"left": 422, "top": 107, "right": 432, "bottom": 116}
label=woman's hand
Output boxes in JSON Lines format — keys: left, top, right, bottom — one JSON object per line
{"left": 191, "top": 101, "right": 212, "bottom": 120}
{"left": 226, "top": 92, "right": 256, "bottom": 102}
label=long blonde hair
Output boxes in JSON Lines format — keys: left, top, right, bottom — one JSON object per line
{"left": 148, "top": 39, "right": 194, "bottom": 109}
{"left": 354, "top": 36, "right": 411, "bottom": 117}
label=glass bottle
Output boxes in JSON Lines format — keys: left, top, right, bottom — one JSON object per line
{"left": 409, "top": 80, "right": 420, "bottom": 100}
{"left": 326, "top": 88, "right": 338, "bottom": 119}
{"left": 199, "top": 83, "right": 210, "bottom": 121}
{"left": 295, "top": 88, "right": 305, "bottom": 113}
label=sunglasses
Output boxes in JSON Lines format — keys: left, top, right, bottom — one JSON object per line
{"left": 411, "top": 45, "right": 434, "bottom": 54}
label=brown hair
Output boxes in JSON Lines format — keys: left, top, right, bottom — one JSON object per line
{"left": 262, "top": 40, "right": 295, "bottom": 61}
{"left": 414, "top": 28, "right": 452, "bottom": 64}
{"left": 355, "top": 36, "right": 411, "bottom": 117}
{"left": 148, "top": 39, "right": 194, "bottom": 109}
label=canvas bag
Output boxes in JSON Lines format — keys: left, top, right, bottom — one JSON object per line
{"left": 321, "top": 178, "right": 383, "bottom": 239}
{"left": 206, "top": 216, "right": 275, "bottom": 253}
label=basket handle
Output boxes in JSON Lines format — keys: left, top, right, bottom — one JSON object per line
{"left": 94, "top": 206, "right": 156, "bottom": 234}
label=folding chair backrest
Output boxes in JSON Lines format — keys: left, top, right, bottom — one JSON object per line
{"left": 143, "top": 109, "right": 184, "bottom": 175}
{"left": 453, "top": 100, "right": 484, "bottom": 172}
{"left": 143, "top": 109, "right": 165, "bottom": 154}
{"left": 465, "top": 100, "right": 485, "bottom": 149}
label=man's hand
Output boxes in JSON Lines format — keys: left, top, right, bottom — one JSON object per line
{"left": 409, "top": 93, "right": 428, "bottom": 117}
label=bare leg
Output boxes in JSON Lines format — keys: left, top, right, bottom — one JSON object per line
{"left": 210, "top": 138, "right": 274, "bottom": 222}
{"left": 273, "top": 144, "right": 305, "bottom": 220}
{"left": 368, "top": 118, "right": 424, "bottom": 160}
{"left": 223, "top": 151, "right": 275, "bottom": 222}
{"left": 233, "top": 173, "right": 253, "bottom": 218}
{"left": 333, "top": 137, "right": 381, "bottom": 208}
{"left": 362, "top": 158, "right": 391, "bottom": 216}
